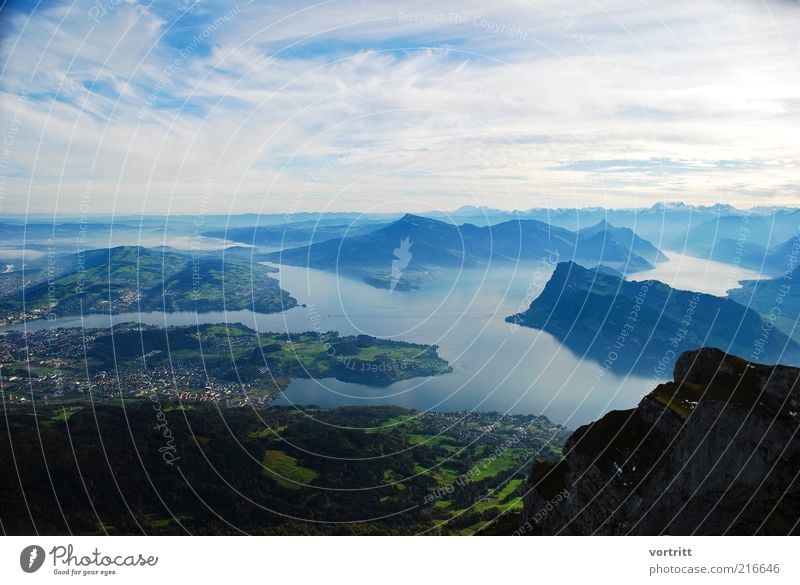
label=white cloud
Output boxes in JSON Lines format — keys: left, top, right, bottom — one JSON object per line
{"left": 1, "top": 0, "right": 799, "bottom": 215}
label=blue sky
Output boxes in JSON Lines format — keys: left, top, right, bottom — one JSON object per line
{"left": 0, "top": 0, "right": 799, "bottom": 215}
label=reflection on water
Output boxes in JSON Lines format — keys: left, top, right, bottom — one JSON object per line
{"left": 11, "top": 261, "right": 663, "bottom": 427}
{"left": 629, "top": 250, "right": 768, "bottom": 296}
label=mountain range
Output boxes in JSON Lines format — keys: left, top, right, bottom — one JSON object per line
{"left": 673, "top": 212, "right": 800, "bottom": 274}
{"left": 266, "top": 214, "right": 667, "bottom": 290}
{"left": 202, "top": 222, "right": 386, "bottom": 249}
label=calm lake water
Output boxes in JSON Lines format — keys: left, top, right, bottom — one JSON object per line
{"left": 8, "top": 259, "right": 660, "bottom": 428}
{"left": 629, "top": 250, "right": 768, "bottom": 295}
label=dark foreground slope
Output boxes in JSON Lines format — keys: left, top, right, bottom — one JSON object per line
{"left": 519, "top": 348, "right": 800, "bottom": 535}
{"left": 0, "top": 404, "right": 566, "bottom": 535}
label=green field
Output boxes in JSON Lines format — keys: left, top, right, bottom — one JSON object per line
{"left": 261, "top": 449, "right": 319, "bottom": 489}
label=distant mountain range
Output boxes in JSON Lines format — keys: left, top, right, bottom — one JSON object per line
{"left": 5, "top": 204, "right": 797, "bottom": 270}
{"left": 507, "top": 261, "right": 800, "bottom": 374}
{"left": 669, "top": 212, "right": 800, "bottom": 274}
{"left": 426, "top": 204, "right": 800, "bottom": 260}
{"left": 203, "top": 222, "right": 386, "bottom": 249}
{"left": 426, "top": 202, "right": 770, "bottom": 242}
{"left": 265, "top": 214, "right": 667, "bottom": 290}
{"left": 0, "top": 246, "right": 297, "bottom": 319}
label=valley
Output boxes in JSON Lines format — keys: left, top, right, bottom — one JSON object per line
{"left": 1, "top": 203, "right": 799, "bottom": 537}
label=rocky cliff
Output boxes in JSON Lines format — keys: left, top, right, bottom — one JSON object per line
{"left": 521, "top": 348, "right": 800, "bottom": 535}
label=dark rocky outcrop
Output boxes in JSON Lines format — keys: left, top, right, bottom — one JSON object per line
{"left": 521, "top": 348, "right": 800, "bottom": 535}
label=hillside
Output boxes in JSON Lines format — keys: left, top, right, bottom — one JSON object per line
{"left": 506, "top": 261, "right": 800, "bottom": 375}
{"left": 729, "top": 240, "right": 800, "bottom": 341}
{"left": 0, "top": 403, "right": 567, "bottom": 535}
{"left": 577, "top": 220, "right": 667, "bottom": 265}
{"left": 203, "top": 222, "right": 385, "bottom": 249}
{"left": 517, "top": 348, "right": 800, "bottom": 535}
{"left": 0, "top": 246, "right": 298, "bottom": 320}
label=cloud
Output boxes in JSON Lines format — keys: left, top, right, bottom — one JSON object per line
{"left": 1, "top": 0, "right": 799, "bottom": 215}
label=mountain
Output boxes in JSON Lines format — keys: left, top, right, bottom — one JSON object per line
{"left": 519, "top": 203, "right": 745, "bottom": 245}
{"left": 518, "top": 348, "right": 800, "bottom": 534}
{"left": 423, "top": 203, "right": 753, "bottom": 245}
{"left": 202, "top": 222, "right": 386, "bottom": 249}
{"left": 266, "top": 214, "right": 665, "bottom": 290}
{"left": 0, "top": 246, "right": 298, "bottom": 319}
{"left": 771, "top": 234, "right": 800, "bottom": 263}
{"left": 577, "top": 220, "right": 668, "bottom": 266}
{"left": 707, "top": 238, "right": 769, "bottom": 270}
{"left": 681, "top": 211, "right": 800, "bottom": 250}
{"left": 729, "top": 239, "right": 800, "bottom": 341}
{"left": 506, "top": 261, "right": 800, "bottom": 375}
{"left": 424, "top": 206, "right": 519, "bottom": 227}
{"left": 688, "top": 230, "right": 800, "bottom": 276}
{"left": 706, "top": 234, "right": 800, "bottom": 275}
{"left": 672, "top": 210, "right": 800, "bottom": 269}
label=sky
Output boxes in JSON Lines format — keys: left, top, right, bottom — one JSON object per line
{"left": 0, "top": 0, "right": 798, "bottom": 215}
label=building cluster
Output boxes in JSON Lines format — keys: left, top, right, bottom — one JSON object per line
{"left": 0, "top": 328, "right": 277, "bottom": 408}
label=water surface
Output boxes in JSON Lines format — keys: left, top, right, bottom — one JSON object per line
{"left": 629, "top": 250, "right": 768, "bottom": 295}
{"left": 11, "top": 261, "right": 660, "bottom": 427}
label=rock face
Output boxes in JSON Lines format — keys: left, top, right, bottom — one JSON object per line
{"left": 522, "top": 348, "right": 800, "bottom": 535}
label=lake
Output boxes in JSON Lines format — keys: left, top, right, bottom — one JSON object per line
{"left": 8, "top": 257, "right": 667, "bottom": 428}
{"left": 629, "top": 249, "right": 768, "bottom": 295}
{"left": 11, "top": 252, "right": 756, "bottom": 427}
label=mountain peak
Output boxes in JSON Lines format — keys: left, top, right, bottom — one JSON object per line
{"left": 392, "top": 213, "right": 450, "bottom": 227}
{"left": 396, "top": 212, "right": 426, "bottom": 222}
{"left": 551, "top": 260, "right": 618, "bottom": 281}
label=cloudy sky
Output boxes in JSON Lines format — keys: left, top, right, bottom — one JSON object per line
{"left": 0, "top": 0, "right": 798, "bottom": 215}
